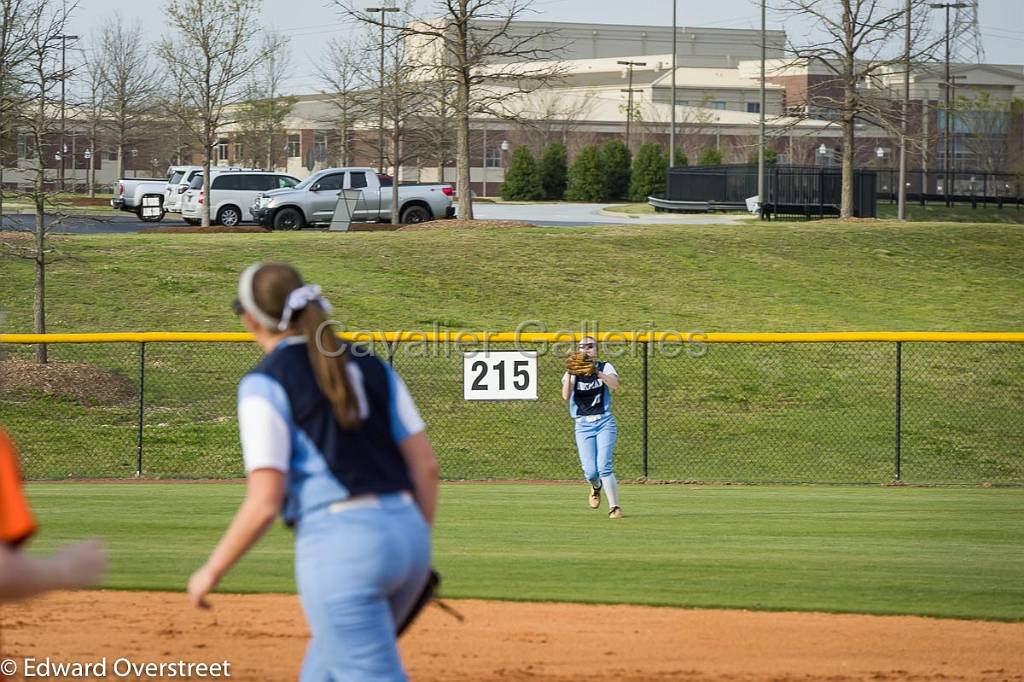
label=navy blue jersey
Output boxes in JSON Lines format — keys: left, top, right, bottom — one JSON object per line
{"left": 567, "top": 360, "right": 617, "bottom": 418}
{"left": 238, "top": 337, "right": 424, "bottom": 524}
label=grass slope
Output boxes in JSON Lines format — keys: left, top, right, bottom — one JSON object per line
{"left": 0, "top": 221, "right": 1021, "bottom": 332}
{"left": 23, "top": 482, "right": 1024, "bottom": 621}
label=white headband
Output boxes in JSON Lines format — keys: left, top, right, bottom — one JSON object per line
{"left": 236, "top": 263, "right": 333, "bottom": 332}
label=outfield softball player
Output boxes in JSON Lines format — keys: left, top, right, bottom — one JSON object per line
{"left": 562, "top": 336, "right": 622, "bottom": 518}
{"left": 187, "top": 262, "right": 440, "bottom": 682}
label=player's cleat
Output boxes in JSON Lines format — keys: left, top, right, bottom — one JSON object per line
{"left": 608, "top": 506, "right": 623, "bottom": 519}
{"left": 589, "top": 486, "right": 601, "bottom": 509}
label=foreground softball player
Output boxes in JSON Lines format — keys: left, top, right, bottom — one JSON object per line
{"left": 187, "top": 262, "right": 439, "bottom": 682}
{"left": 562, "top": 336, "right": 622, "bottom": 518}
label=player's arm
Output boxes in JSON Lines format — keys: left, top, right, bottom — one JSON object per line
{"left": 597, "top": 364, "right": 619, "bottom": 391}
{"left": 561, "top": 373, "right": 573, "bottom": 401}
{"left": 398, "top": 432, "right": 439, "bottom": 526}
{"left": 188, "top": 468, "right": 285, "bottom": 608}
{"left": 0, "top": 540, "right": 106, "bottom": 601}
{"left": 388, "top": 365, "right": 439, "bottom": 526}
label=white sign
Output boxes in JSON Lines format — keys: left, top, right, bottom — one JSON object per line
{"left": 463, "top": 350, "right": 537, "bottom": 401}
{"left": 141, "top": 196, "right": 162, "bottom": 218}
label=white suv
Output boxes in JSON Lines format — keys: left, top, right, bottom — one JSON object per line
{"left": 165, "top": 165, "right": 261, "bottom": 214}
{"left": 164, "top": 166, "right": 202, "bottom": 214}
{"left": 181, "top": 171, "right": 299, "bottom": 225}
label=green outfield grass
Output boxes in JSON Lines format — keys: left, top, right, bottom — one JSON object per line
{"left": 22, "top": 482, "right": 1024, "bottom": 621}
{"left": 2, "top": 222, "right": 1022, "bottom": 483}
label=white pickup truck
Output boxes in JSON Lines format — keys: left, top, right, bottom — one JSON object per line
{"left": 250, "top": 167, "right": 455, "bottom": 229}
{"left": 111, "top": 178, "right": 166, "bottom": 222}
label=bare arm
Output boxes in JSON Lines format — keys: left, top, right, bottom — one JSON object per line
{"left": 561, "top": 374, "right": 573, "bottom": 401}
{"left": 399, "top": 431, "right": 440, "bottom": 526}
{"left": 0, "top": 540, "right": 106, "bottom": 602}
{"left": 598, "top": 371, "right": 619, "bottom": 391}
{"left": 187, "top": 468, "right": 285, "bottom": 608}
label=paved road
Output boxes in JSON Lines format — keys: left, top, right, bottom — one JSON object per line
{"left": 0, "top": 202, "right": 747, "bottom": 234}
{"left": 1, "top": 212, "right": 150, "bottom": 234}
{"left": 472, "top": 202, "right": 748, "bottom": 226}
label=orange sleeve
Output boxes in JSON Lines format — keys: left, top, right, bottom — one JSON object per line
{"left": 0, "top": 428, "right": 37, "bottom": 546}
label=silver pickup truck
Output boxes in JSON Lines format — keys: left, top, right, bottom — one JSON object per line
{"left": 111, "top": 178, "right": 167, "bottom": 222}
{"left": 250, "top": 167, "right": 455, "bottom": 230}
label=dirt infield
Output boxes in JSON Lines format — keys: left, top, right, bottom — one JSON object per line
{"left": 4, "top": 592, "right": 1022, "bottom": 681}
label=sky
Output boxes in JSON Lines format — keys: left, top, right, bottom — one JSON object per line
{"left": 75, "top": 0, "right": 1024, "bottom": 95}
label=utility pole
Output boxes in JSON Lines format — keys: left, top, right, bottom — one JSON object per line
{"left": 930, "top": 3, "right": 969, "bottom": 207}
{"left": 669, "top": 0, "right": 677, "bottom": 167}
{"left": 617, "top": 60, "right": 646, "bottom": 149}
{"left": 58, "top": 34, "right": 78, "bottom": 192}
{"left": 898, "top": 0, "right": 911, "bottom": 220}
{"left": 367, "top": 5, "right": 400, "bottom": 175}
{"left": 757, "top": 0, "right": 766, "bottom": 215}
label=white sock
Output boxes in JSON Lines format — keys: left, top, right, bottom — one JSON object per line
{"left": 600, "top": 474, "right": 619, "bottom": 508}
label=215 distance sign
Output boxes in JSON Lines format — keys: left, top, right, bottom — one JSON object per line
{"left": 463, "top": 350, "right": 538, "bottom": 400}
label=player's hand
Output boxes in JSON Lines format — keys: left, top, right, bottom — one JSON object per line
{"left": 53, "top": 539, "right": 107, "bottom": 589}
{"left": 187, "top": 564, "right": 220, "bottom": 609}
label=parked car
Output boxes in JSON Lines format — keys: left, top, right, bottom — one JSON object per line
{"left": 180, "top": 171, "right": 300, "bottom": 226}
{"left": 250, "top": 167, "right": 455, "bottom": 230}
{"left": 164, "top": 165, "right": 260, "bottom": 214}
{"left": 111, "top": 178, "right": 167, "bottom": 222}
{"left": 163, "top": 166, "right": 202, "bottom": 214}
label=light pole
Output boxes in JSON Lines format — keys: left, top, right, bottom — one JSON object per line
{"left": 618, "top": 60, "right": 646, "bottom": 149}
{"left": 898, "top": 0, "right": 911, "bottom": 220}
{"left": 929, "top": 2, "right": 970, "bottom": 207}
{"left": 758, "top": 0, "right": 767, "bottom": 214}
{"left": 57, "top": 33, "right": 78, "bottom": 192}
{"left": 669, "top": 0, "right": 677, "bottom": 167}
{"left": 367, "top": 6, "right": 400, "bottom": 174}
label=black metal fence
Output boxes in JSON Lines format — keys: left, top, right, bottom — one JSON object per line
{"left": 662, "top": 164, "right": 877, "bottom": 219}
{"left": 874, "top": 168, "right": 1024, "bottom": 208}
{"left": 1, "top": 335, "right": 1021, "bottom": 485}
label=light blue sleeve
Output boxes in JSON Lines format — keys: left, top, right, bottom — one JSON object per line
{"left": 237, "top": 373, "right": 293, "bottom": 472}
{"left": 385, "top": 364, "right": 426, "bottom": 444}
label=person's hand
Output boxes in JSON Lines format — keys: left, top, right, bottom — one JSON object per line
{"left": 52, "top": 539, "right": 106, "bottom": 589}
{"left": 187, "top": 564, "right": 220, "bottom": 609}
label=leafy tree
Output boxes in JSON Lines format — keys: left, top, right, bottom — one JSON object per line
{"left": 747, "top": 148, "right": 778, "bottom": 165}
{"left": 565, "top": 145, "right": 604, "bottom": 202}
{"left": 671, "top": 149, "right": 688, "bottom": 167}
{"left": 501, "top": 146, "right": 544, "bottom": 201}
{"left": 599, "top": 139, "right": 631, "bottom": 201}
{"left": 629, "top": 143, "right": 668, "bottom": 201}
{"left": 697, "top": 147, "right": 723, "bottom": 166}
{"left": 538, "top": 141, "right": 568, "bottom": 200}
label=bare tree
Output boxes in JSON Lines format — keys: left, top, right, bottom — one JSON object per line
{"left": 2, "top": 0, "right": 75, "bottom": 362}
{"left": 341, "top": 0, "right": 567, "bottom": 219}
{"left": 96, "top": 16, "right": 158, "bottom": 182}
{"left": 158, "top": 0, "right": 278, "bottom": 226}
{"left": 234, "top": 32, "right": 295, "bottom": 170}
{"left": 316, "top": 36, "right": 372, "bottom": 168}
{"left": 78, "top": 35, "right": 106, "bottom": 197}
{"left": 951, "top": 91, "right": 1021, "bottom": 175}
{"left": 775, "top": 0, "right": 941, "bottom": 217}
{"left": 0, "top": 0, "right": 41, "bottom": 223}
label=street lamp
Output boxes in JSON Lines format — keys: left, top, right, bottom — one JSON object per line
{"left": 617, "top": 60, "right": 646, "bottom": 149}
{"left": 670, "top": 0, "right": 677, "bottom": 167}
{"left": 758, "top": 0, "right": 767, "bottom": 215}
{"left": 818, "top": 143, "right": 829, "bottom": 167}
{"left": 367, "top": 5, "right": 400, "bottom": 175}
{"left": 929, "top": 2, "right": 971, "bottom": 207}
{"left": 56, "top": 33, "right": 78, "bottom": 192}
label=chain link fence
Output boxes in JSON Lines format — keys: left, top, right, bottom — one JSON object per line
{"left": 1, "top": 334, "right": 1021, "bottom": 484}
